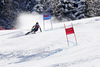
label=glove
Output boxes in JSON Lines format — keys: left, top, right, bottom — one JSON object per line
{"left": 31, "top": 26, "right": 34, "bottom": 31}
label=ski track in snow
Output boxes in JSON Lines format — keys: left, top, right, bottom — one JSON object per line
{"left": 48, "top": 56, "right": 100, "bottom": 67}
{"left": 0, "top": 44, "right": 76, "bottom": 64}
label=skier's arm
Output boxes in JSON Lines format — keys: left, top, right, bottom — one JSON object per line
{"left": 31, "top": 26, "right": 34, "bottom": 30}
{"left": 40, "top": 28, "right": 42, "bottom": 32}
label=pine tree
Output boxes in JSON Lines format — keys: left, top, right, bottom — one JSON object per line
{"left": 64, "top": 0, "right": 76, "bottom": 20}
{"left": 0, "top": 0, "right": 37, "bottom": 29}
{"left": 74, "top": 0, "right": 86, "bottom": 19}
{"left": 0, "top": 0, "right": 5, "bottom": 27}
{"left": 86, "top": 0, "right": 95, "bottom": 17}
{"left": 33, "top": 0, "right": 43, "bottom": 13}
{"left": 43, "top": 0, "right": 66, "bottom": 20}
{"left": 43, "top": 0, "right": 59, "bottom": 14}
{"left": 94, "top": 0, "right": 100, "bottom": 16}
{"left": 53, "top": 0, "right": 65, "bottom": 20}
{"left": 0, "top": 0, "right": 14, "bottom": 29}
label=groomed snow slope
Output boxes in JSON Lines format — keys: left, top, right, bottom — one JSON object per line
{"left": 0, "top": 13, "right": 100, "bottom": 67}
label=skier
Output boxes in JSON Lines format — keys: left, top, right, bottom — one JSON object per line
{"left": 25, "top": 22, "right": 42, "bottom": 35}
{"left": 31, "top": 22, "right": 42, "bottom": 33}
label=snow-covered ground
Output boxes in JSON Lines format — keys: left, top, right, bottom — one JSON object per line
{"left": 0, "top": 13, "right": 100, "bottom": 67}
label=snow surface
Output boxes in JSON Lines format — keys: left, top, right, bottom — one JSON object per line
{"left": 0, "top": 13, "right": 100, "bottom": 67}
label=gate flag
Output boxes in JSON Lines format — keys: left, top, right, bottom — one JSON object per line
{"left": 64, "top": 23, "right": 77, "bottom": 46}
{"left": 43, "top": 13, "right": 51, "bottom": 20}
{"left": 43, "top": 9, "right": 53, "bottom": 30}
{"left": 65, "top": 27, "right": 74, "bottom": 35}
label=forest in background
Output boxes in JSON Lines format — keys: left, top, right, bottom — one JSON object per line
{"left": 0, "top": 0, "right": 100, "bottom": 29}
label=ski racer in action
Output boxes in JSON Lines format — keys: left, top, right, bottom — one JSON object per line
{"left": 25, "top": 22, "right": 42, "bottom": 35}
{"left": 31, "top": 22, "right": 42, "bottom": 33}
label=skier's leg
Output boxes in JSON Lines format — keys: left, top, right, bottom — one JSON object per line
{"left": 31, "top": 28, "right": 36, "bottom": 34}
{"left": 34, "top": 29, "right": 38, "bottom": 34}
{"left": 31, "top": 29, "right": 35, "bottom": 33}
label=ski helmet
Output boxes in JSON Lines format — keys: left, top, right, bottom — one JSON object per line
{"left": 36, "top": 22, "right": 39, "bottom": 24}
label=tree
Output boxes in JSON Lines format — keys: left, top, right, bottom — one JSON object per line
{"left": 94, "top": 0, "right": 100, "bottom": 16}
{"left": 0, "top": 0, "right": 37, "bottom": 29}
{"left": 33, "top": 0, "right": 43, "bottom": 13}
{"left": 74, "top": 0, "right": 87, "bottom": 19}
{"left": 86, "top": 0, "right": 95, "bottom": 17}
{"left": 64, "top": 0, "right": 76, "bottom": 20}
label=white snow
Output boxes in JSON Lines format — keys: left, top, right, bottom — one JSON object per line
{"left": 0, "top": 13, "right": 100, "bottom": 67}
